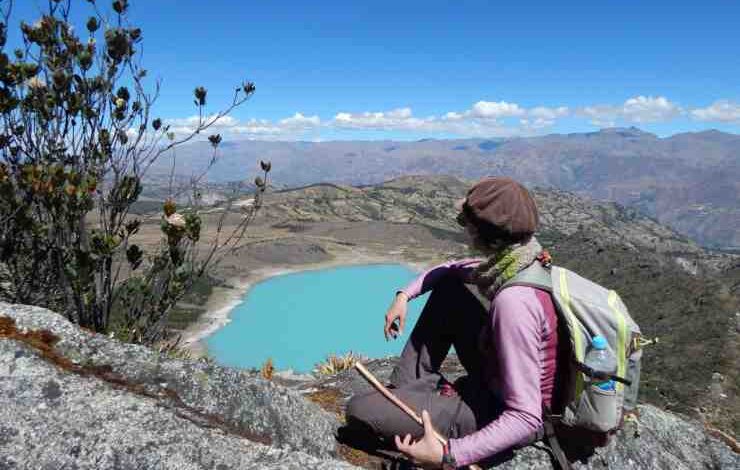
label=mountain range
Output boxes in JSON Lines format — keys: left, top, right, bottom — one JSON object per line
{"left": 148, "top": 127, "right": 740, "bottom": 250}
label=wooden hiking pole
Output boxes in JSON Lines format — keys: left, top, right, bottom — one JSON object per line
{"left": 354, "top": 362, "right": 483, "bottom": 470}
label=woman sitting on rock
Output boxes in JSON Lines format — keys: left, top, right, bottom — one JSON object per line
{"left": 346, "top": 176, "right": 560, "bottom": 469}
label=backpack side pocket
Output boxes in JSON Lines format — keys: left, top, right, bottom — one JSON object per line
{"left": 574, "top": 384, "right": 618, "bottom": 432}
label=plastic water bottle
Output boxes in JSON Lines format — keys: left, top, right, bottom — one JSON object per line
{"left": 584, "top": 336, "right": 616, "bottom": 391}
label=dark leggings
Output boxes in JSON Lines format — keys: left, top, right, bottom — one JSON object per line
{"left": 345, "top": 275, "right": 498, "bottom": 441}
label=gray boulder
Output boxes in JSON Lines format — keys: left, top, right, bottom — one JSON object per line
{"left": 0, "top": 303, "right": 358, "bottom": 469}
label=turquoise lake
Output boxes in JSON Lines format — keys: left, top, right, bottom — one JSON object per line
{"left": 206, "top": 264, "right": 429, "bottom": 372}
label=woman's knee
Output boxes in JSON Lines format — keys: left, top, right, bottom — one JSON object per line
{"left": 345, "top": 391, "right": 378, "bottom": 429}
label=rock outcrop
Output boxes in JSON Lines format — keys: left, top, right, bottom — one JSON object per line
{"left": 0, "top": 303, "right": 357, "bottom": 469}
{"left": 1, "top": 303, "right": 737, "bottom": 469}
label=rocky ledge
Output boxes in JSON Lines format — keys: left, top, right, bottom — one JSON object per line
{"left": 0, "top": 303, "right": 356, "bottom": 469}
{"left": 1, "top": 303, "right": 738, "bottom": 469}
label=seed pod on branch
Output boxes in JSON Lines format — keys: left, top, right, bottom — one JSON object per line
{"left": 86, "top": 17, "right": 99, "bottom": 33}
{"left": 163, "top": 199, "right": 176, "bottom": 217}
{"left": 129, "top": 28, "right": 142, "bottom": 42}
{"left": 126, "top": 244, "right": 143, "bottom": 270}
{"left": 113, "top": 0, "right": 129, "bottom": 15}
{"left": 117, "top": 175, "right": 141, "bottom": 203}
{"left": 165, "top": 213, "right": 186, "bottom": 229}
{"left": 78, "top": 50, "right": 93, "bottom": 71}
{"left": 116, "top": 86, "right": 130, "bottom": 102}
{"left": 208, "top": 134, "right": 222, "bottom": 148}
{"left": 194, "top": 86, "right": 207, "bottom": 106}
{"left": 260, "top": 160, "right": 271, "bottom": 172}
{"left": 125, "top": 219, "right": 141, "bottom": 235}
{"left": 254, "top": 176, "right": 265, "bottom": 189}
{"left": 105, "top": 28, "right": 132, "bottom": 63}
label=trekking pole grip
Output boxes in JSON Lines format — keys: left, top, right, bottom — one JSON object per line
{"left": 354, "top": 362, "right": 483, "bottom": 470}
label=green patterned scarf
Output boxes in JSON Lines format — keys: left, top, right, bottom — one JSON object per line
{"left": 470, "top": 236, "right": 543, "bottom": 300}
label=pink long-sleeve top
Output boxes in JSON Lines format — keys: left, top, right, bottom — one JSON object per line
{"left": 398, "top": 259, "right": 559, "bottom": 467}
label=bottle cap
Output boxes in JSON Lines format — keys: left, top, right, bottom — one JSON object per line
{"left": 591, "top": 335, "right": 608, "bottom": 350}
{"left": 597, "top": 380, "right": 616, "bottom": 391}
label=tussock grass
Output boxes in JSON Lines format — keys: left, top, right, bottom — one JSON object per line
{"left": 314, "top": 352, "right": 366, "bottom": 376}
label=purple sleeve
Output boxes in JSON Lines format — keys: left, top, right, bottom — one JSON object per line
{"left": 397, "top": 258, "right": 482, "bottom": 300}
{"left": 449, "top": 286, "right": 545, "bottom": 466}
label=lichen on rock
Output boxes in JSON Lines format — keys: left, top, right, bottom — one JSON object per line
{"left": 0, "top": 303, "right": 358, "bottom": 469}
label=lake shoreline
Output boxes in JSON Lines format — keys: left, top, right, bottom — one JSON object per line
{"left": 180, "top": 249, "right": 432, "bottom": 358}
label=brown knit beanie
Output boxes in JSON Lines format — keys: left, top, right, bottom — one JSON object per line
{"left": 455, "top": 176, "right": 539, "bottom": 243}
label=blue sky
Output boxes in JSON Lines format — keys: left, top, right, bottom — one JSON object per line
{"left": 7, "top": 0, "right": 740, "bottom": 140}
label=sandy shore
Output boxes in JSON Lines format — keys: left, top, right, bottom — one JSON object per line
{"left": 180, "top": 247, "right": 432, "bottom": 357}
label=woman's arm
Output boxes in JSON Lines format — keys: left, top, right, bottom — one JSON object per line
{"left": 397, "top": 258, "right": 482, "bottom": 301}
{"left": 385, "top": 258, "right": 482, "bottom": 340}
{"left": 448, "top": 286, "right": 545, "bottom": 466}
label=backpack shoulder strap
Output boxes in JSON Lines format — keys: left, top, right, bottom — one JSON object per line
{"left": 543, "top": 405, "right": 573, "bottom": 470}
{"left": 501, "top": 261, "right": 553, "bottom": 292}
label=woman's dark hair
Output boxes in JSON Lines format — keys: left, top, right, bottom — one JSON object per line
{"left": 458, "top": 203, "right": 530, "bottom": 245}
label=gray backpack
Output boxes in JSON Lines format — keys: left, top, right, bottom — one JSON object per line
{"left": 504, "top": 261, "right": 643, "bottom": 442}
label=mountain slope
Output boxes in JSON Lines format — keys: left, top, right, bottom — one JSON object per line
{"left": 260, "top": 175, "right": 707, "bottom": 257}
{"left": 150, "top": 128, "right": 740, "bottom": 249}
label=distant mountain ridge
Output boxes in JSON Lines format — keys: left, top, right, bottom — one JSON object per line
{"left": 261, "top": 174, "right": 706, "bottom": 258}
{"left": 149, "top": 128, "right": 740, "bottom": 250}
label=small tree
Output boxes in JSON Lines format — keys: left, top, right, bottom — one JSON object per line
{"left": 0, "top": 0, "right": 270, "bottom": 343}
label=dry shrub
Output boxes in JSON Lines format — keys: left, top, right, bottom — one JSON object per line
{"left": 261, "top": 357, "right": 274, "bottom": 380}
{"left": 314, "top": 351, "right": 366, "bottom": 376}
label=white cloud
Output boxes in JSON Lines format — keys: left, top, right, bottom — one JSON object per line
{"left": 520, "top": 117, "right": 557, "bottom": 130}
{"left": 279, "top": 112, "right": 321, "bottom": 128}
{"left": 167, "top": 114, "right": 239, "bottom": 128}
{"left": 331, "top": 100, "right": 574, "bottom": 137}
{"left": 332, "top": 105, "right": 534, "bottom": 137}
{"left": 529, "top": 106, "right": 569, "bottom": 120}
{"left": 231, "top": 119, "right": 284, "bottom": 135}
{"left": 690, "top": 100, "right": 740, "bottom": 123}
{"left": 167, "top": 101, "right": 570, "bottom": 141}
{"left": 524, "top": 106, "right": 570, "bottom": 128}
{"left": 470, "top": 101, "right": 526, "bottom": 119}
{"left": 333, "top": 108, "right": 433, "bottom": 131}
{"left": 165, "top": 113, "right": 320, "bottom": 140}
{"left": 164, "top": 96, "right": 735, "bottom": 141}
{"left": 580, "top": 105, "right": 621, "bottom": 127}
{"left": 443, "top": 111, "right": 464, "bottom": 121}
{"left": 579, "top": 96, "right": 681, "bottom": 126}
{"left": 622, "top": 96, "right": 681, "bottom": 123}
{"left": 387, "top": 107, "right": 413, "bottom": 119}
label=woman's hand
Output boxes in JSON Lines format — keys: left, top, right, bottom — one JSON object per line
{"left": 394, "top": 410, "right": 444, "bottom": 468}
{"left": 384, "top": 292, "right": 408, "bottom": 341}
